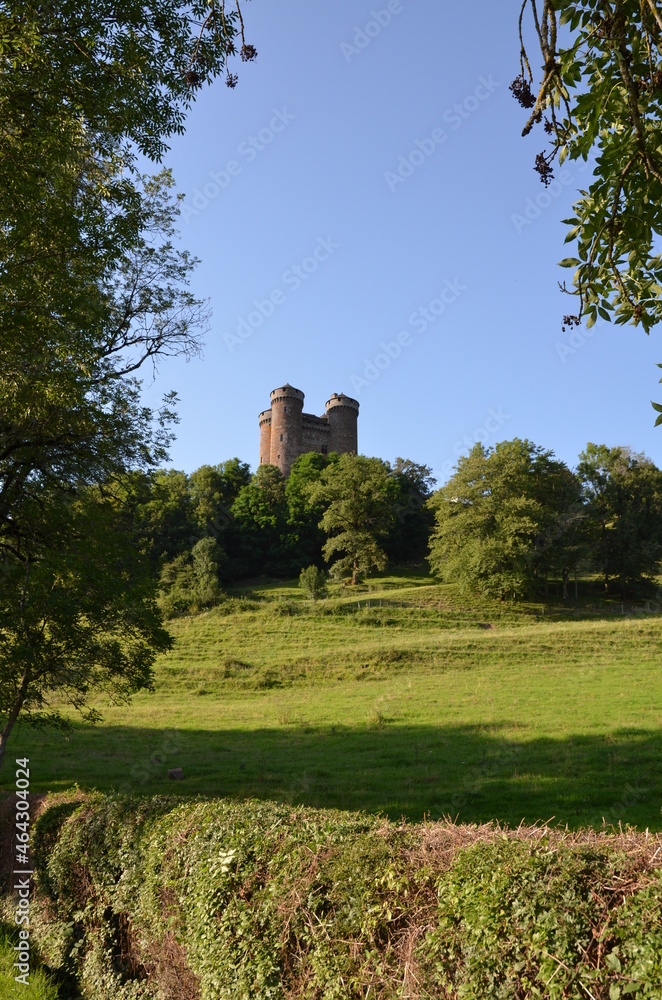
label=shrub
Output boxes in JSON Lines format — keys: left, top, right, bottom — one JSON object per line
{"left": 298, "top": 565, "right": 327, "bottom": 601}
{"left": 158, "top": 537, "right": 225, "bottom": 618}
{"left": 21, "top": 796, "right": 662, "bottom": 999}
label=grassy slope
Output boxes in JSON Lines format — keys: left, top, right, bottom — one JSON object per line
{"left": 5, "top": 573, "right": 662, "bottom": 829}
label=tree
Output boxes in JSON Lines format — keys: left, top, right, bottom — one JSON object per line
{"left": 189, "top": 459, "right": 252, "bottom": 538}
{"left": 1, "top": 1, "right": 256, "bottom": 201}
{"left": 231, "top": 465, "right": 289, "bottom": 576}
{"left": 578, "top": 443, "right": 662, "bottom": 595}
{"left": 307, "top": 455, "right": 394, "bottom": 585}
{"left": 0, "top": 170, "right": 209, "bottom": 601}
{"left": 1, "top": 0, "right": 257, "bottom": 551}
{"left": 385, "top": 458, "right": 436, "bottom": 564}
{"left": 139, "top": 469, "right": 197, "bottom": 567}
{"left": 1, "top": 0, "right": 257, "bottom": 436}
{"left": 0, "top": 484, "right": 171, "bottom": 772}
{"left": 191, "top": 536, "right": 225, "bottom": 604}
{"left": 0, "top": 1, "right": 256, "bottom": 769}
{"left": 513, "top": 1, "right": 662, "bottom": 418}
{"left": 529, "top": 459, "right": 587, "bottom": 600}
{"left": 428, "top": 439, "right": 581, "bottom": 599}
{"left": 157, "top": 536, "right": 225, "bottom": 618}
{"left": 284, "top": 452, "right": 334, "bottom": 573}
{"left": 0, "top": 183, "right": 217, "bottom": 767}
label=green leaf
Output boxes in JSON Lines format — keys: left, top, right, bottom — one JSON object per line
{"left": 559, "top": 257, "right": 581, "bottom": 267}
{"left": 606, "top": 950, "right": 622, "bottom": 973}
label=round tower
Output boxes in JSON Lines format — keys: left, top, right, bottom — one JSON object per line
{"left": 269, "top": 384, "right": 305, "bottom": 475}
{"left": 258, "top": 409, "right": 272, "bottom": 466}
{"left": 326, "top": 393, "right": 359, "bottom": 454}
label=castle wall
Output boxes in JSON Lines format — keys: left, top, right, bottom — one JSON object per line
{"left": 258, "top": 410, "right": 272, "bottom": 466}
{"left": 258, "top": 385, "right": 359, "bottom": 475}
{"left": 301, "top": 414, "right": 330, "bottom": 455}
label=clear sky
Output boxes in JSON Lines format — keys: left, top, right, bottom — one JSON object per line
{"left": 140, "top": 0, "right": 662, "bottom": 483}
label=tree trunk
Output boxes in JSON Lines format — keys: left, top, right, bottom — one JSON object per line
{"left": 352, "top": 559, "right": 359, "bottom": 586}
{"left": 562, "top": 567, "right": 569, "bottom": 601}
{"left": 574, "top": 567, "right": 578, "bottom": 600}
{"left": 0, "top": 669, "right": 31, "bottom": 775}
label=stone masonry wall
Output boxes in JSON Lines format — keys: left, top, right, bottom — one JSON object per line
{"left": 258, "top": 385, "right": 358, "bottom": 475}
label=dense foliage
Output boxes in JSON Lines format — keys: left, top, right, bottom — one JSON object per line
{"left": 133, "top": 440, "right": 662, "bottom": 612}
{"left": 143, "top": 453, "right": 435, "bottom": 613}
{"left": 513, "top": 0, "right": 662, "bottom": 417}
{"left": 0, "top": 0, "right": 255, "bottom": 769}
{"left": 428, "top": 439, "right": 584, "bottom": 600}
{"left": 14, "top": 793, "right": 662, "bottom": 999}
{"left": 429, "top": 438, "right": 662, "bottom": 600}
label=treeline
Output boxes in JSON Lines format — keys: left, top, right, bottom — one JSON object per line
{"left": 130, "top": 453, "right": 434, "bottom": 616}
{"left": 430, "top": 439, "right": 662, "bottom": 600}
{"left": 131, "top": 438, "right": 662, "bottom": 615}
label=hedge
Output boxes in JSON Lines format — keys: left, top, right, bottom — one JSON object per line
{"left": 2, "top": 793, "right": 661, "bottom": 998}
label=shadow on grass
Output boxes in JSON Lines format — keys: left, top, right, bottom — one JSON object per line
{"left": 6, "top": 721, "right": 662, "bottom": 831}
{"left": 0, "top": 919, "right": 82, "bottom": 999}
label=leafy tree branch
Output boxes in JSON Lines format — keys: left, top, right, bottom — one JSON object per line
{"left": 513, "top": 0, "right": 662, "bottom": 418}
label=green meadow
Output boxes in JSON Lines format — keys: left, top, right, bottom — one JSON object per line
{"left": 7, "top": 573, "right": 662, "bottom": 830}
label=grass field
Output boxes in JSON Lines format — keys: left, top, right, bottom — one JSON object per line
{"left": 4, "top": 572, "right": 662, "bottom": 829}
{"left": 0, "top": 925, "right": 59, "bottom": 1000}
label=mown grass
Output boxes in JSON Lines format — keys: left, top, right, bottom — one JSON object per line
{"left": 5, "top": 574, "right": 662, "bottom": 829}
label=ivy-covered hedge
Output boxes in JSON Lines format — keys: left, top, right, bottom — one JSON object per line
{"left": 13, "top": 794, "right": 662, "bottom": 998}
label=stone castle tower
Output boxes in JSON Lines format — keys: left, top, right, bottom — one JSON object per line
{"left": 258, "top": 384, "right": 359, "bottom": 476}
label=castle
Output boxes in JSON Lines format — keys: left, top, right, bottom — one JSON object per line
{"left": 258, "top": 384, "right": 359, "bottom": 476}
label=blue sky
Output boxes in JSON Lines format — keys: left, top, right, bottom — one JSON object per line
{"left": 141, "top": 0, "right": 662, "bottom": 483}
